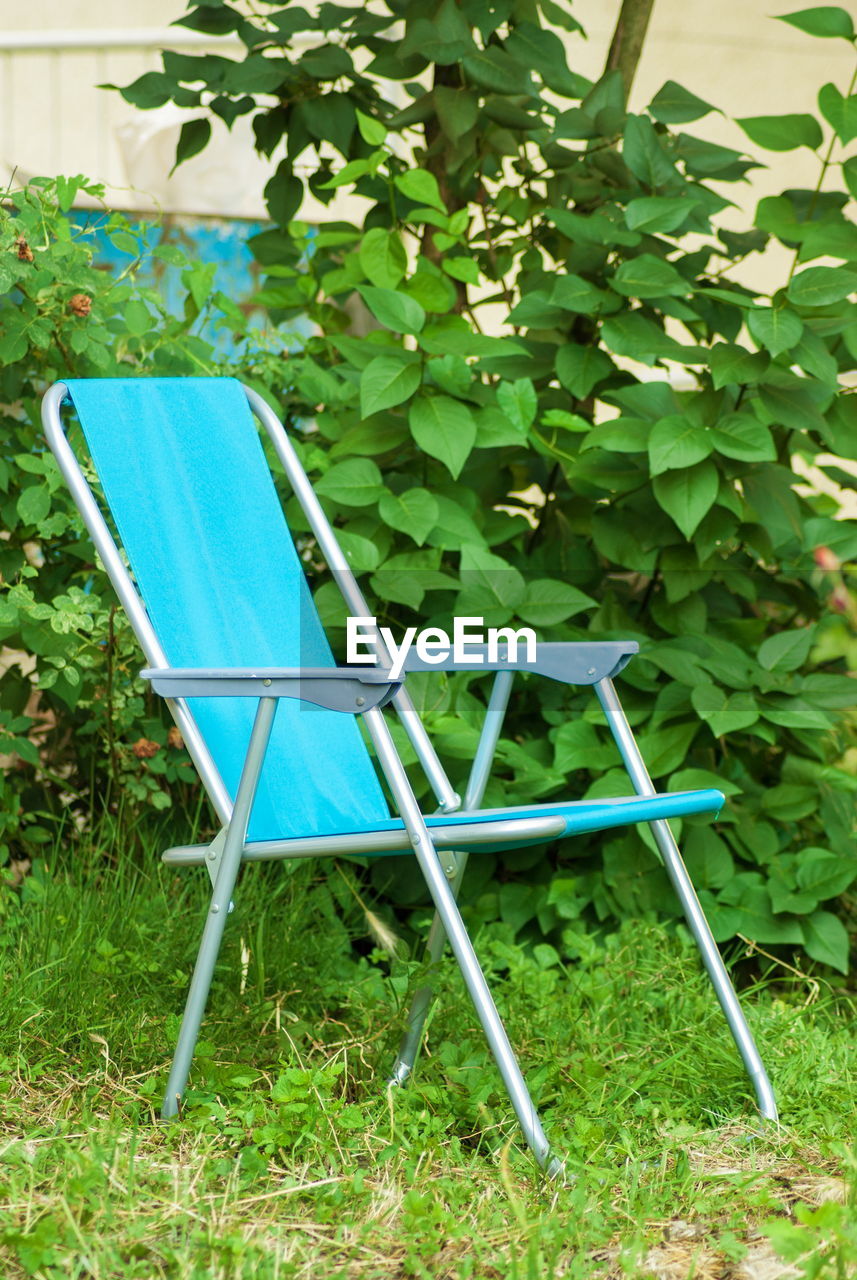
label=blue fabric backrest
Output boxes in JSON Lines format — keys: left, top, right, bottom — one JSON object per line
{"left": 64, "top": 377, "right": 390, "bottom": 842}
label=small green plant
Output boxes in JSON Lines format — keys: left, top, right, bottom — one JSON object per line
{"left": 113, "top": 1, "right": 857, "bottom": 969}
{"left": 0, "top": 177, "right": 249, "bottom": 854}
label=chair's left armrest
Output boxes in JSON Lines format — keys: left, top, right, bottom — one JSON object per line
{"left": 140, "top": 666, "right": 400, "bottom": 714}
{"left": 403, "top": 640, "right": 638, "bottom": 685}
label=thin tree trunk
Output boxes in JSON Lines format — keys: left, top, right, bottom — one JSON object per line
{"left": 605, "top": 0, "right": 656, "bottom": 103}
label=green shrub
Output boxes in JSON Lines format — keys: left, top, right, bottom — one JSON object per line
{"left": 0, "top": 177, "right": 235, "bottom": 855}
{"left": 111, "top": 2, "right": 857, "bottom": 970}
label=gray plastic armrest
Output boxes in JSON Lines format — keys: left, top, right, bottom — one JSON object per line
{"left": 140, "top": 666, "right": 400, "bottom": 714}
{"left": 402, "top": 641, "right": 638, "bottom": 684}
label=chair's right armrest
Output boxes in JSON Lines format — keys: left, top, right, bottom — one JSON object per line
{"left": 402, "top": 641, "right": 638, "bottom": 685}
{"left": 140, "top": 666, "right": 400, "bottom": 714}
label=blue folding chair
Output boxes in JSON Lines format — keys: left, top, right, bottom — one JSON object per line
{"left": 42, "top": 377, "right": 777, "bottom": 1175}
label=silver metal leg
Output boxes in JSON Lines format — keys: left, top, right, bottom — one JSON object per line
{"left": 596, "top": 678, "right": 778, "bottom": 1123}
{"left": 366, "top": 699, "right": 563, "bottom": 1178}
{"left": 161, "top": 697, "right": 278, "bottom": 1119}
{"left": 389, "top": 672, "right": 514, "bottom": 1087}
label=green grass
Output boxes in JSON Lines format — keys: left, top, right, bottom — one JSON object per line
{"left": 1, "top": 839, "right": 856, "bottom": 1279}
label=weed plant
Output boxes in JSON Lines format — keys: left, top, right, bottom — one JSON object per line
{"left": 2, "top": 828, "right": 856, "bottom": 1278}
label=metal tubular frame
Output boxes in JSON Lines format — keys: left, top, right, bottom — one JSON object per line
{"left": 162, "top": 697, "right": 278, "bottom": 1117}
{"left": 596, "top": 678, "right": 778, "bottom": 1123}
{"left": 389, "top": 669, "right": 516, "bottom": 1087}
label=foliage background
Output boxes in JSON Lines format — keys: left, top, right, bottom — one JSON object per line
{"left": 1, "top": 2, "right": 856, "bottom": 971}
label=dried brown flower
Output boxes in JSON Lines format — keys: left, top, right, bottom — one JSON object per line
{"left": 15, "top": 236, "right": 33, "bottom": 262}
{"left": 132, "top": 737, "right": 160, "bottom": 759}
{"left": 68, "top": 293, "right": 92, "bottom": 317}
{"left": 814, "top": 546, "right": 840, "bottom": 572}
{"left": 167, "top": 726, "right": 184, "bottom": 750}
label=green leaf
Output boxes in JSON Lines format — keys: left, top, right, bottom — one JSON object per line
{"left": 426, "top": 495, "right": 485, "bottom": 549}
{"left": 796, "top": 850, "right": 857, "bottom": 901}
{"left": 736, "top": 114, "right": 823, "bottom": 151}
{"left": 708, "top": 343, "right": 769, "bottom": 389}
{"left": 633, "top": 722, "right": 699, "bottom": 777}
{"left": 123, "top": 299, "right": 151, "bottom": 336}
{"left": 356, "top": 286, "right": 426, "bottom": 335}
{"left": 670, "top": 768, "right": 742, "bottom": 797}
{"left": 442, "top": 256, "right": 479, "bottom": 285}
{"left": 497, "top": 379, "right": 537, "bottom": 431}
{"left": 583, "top": 419, "right": 649, "bottom": 454}
{"left": 653, "top": 460, "right": 719, "bottom": 539}
{"left": 182, "top": 261, "right": 216, "bottom": 311}
{"left": 17, "top": 485, "right": 51, "bottom": 526}
{"left": 754, "top": 194, "right": 806, "bottom": 243}
{"left": 517, "top": 579, "right": 596, "bottom": 626}
{"left": 428, "top": 353, "right": 472, "bottom": 398}
{"left": 757, "top": 377, "right": 829, "bottom": 433}
{"left": 691, "top": 684, "right": 759, "bottom": 736}
{"left": 355, "top": 108, "right": 386, "bottom": 146}
{"left": 315, "top": 458, "right": 385, "bottom": 507}
{"left": 409, "top": 395, "right": 477, "bottom": 479}
{"left": 747, "top": 306, "right": 803, "bottom": 356}
{"left": 622, "top": 115, "right": 681, "bottom": 188}
{"left": 458, "top": 546, "right": 526, "bottom": 621}
{"left": 625, "top": 197, "right": 699, "bottom": 234}
{"left": 462, "top": 46, "right": 532, "bottom": 95}
{"left": 554, "top": 722, "right": 617, "bottom": 773}
{"left": 504, "top": 21, "right": 584, "bottom": 97}
{"left": 360, "top": 357, "right": 421, "bottom": 416}
{"left": 542, "top": 409, "right": 591, "bottom": 434}
{"left": 474, "top": 407, "right": 527, "bottom": 448}
{"left": 359, "top": 228, "right": 408, "bottom": 288}
{"left": 601, "top": 313, "right": 704, "bottom": 365}
{"left": 648, "top": 416, "right": 713, "bottom": 474}
{"left": 802, "top": 910, "right": 849, "bottom": 974}
{"left": 818, "top": 83, "right": 857, "bottom": 143}
{"left": 405, "top": 268, "right": 458, "bottom": 314}
{"left": 434, "top": 87, "right": 479, "bottom": 142}
{"left": 761, "top": 698, "right": 831, "bottom": 730}
{"left": 555, "top": 344, "right": 613, "bottom": 398}
{"left": 507, "top": 292, "right": 566, "bottom": 328}
{"left": 683, "top": 829, "right": 734, "bottom": 890}
{"left": 172, "top": 118, "right": 212, "bottom": 171}
{"left": 648, "top": 80, "right": 717, "bottom": 124}
{"left": 335, "top": 530, "right": 382, "bottom": 572}
{"left": 401, "top": 0, "right": 476, "bottom": 63}
{"left": 612, "top": 255, "right": 690, "bottom": 299}
{"left": 550, "top": 274, "right": 617, "bottom": 314}
{"left": 786, "top": 265, "right": 857, "bottom": 307}
{"left": 843, "top": 155, "right": 857, "bottom": 199}
{"left": 776, "top": 6, "right": 855, "bottom": 39}
{"left": 762, "top": 784, "right": 817, "bottom": 821}
{"left": 394, "top": 170, "right": 445, "bottom": 212}
{"left": 378, "top": 487, "right": 439, "bottom": 545}
{"left": 119, "top": 70, "right": 172, "bottom": 110}
{"left": 758, "top": 627, "right": 815, "bottom": 672}
{"left": 709, "top": 413, "right": 776, "bottom": 462}
{"left": 717, "top": 876, "right": 804, "bottom": 945}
